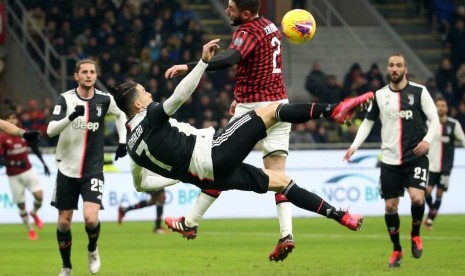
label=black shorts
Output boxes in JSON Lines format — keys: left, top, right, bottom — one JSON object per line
{"left": 212, "top": 111, "right": 267, "bottom": 178}
{"left": 428, "top": 171, "right": 450, "bottom": 191}
{"left": 191, "top": 163, "right": 269, "bottom": 194}
{"left": 51, "top": 170, "right": 105, "bottom": 210}
{"left": 379, "top": 155, "right": 428, "bottom": 199}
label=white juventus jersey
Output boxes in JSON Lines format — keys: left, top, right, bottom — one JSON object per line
{"left": 48, "top": 89, "right": 126, "bottom": 178}
{"left": 363, "top": 82, "right": 439, "bottom": 165}
{"left": 429, "top": 117, "right": 465, "bottom": 172}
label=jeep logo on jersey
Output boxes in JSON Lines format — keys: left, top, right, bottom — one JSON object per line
{"left": 96, "top": 104, "right": 102, "bottom": 117}
{"left": 388, "top": 109, "right": 413, "bottom": 119}
{"left": 72, "top": 119, "right": 100, "bottom": 132}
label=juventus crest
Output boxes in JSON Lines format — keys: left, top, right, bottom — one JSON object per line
{"left": 96, "top": 104, "right": 102, "bottom": 117}
{"left": 407, "top": 93, "right": 414, "bottom": 105}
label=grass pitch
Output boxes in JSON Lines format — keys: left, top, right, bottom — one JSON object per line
{"left": 1, "top": 215, "right": 464, "bottom": 275}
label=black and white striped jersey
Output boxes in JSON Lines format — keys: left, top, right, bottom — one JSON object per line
{"left": 364, "top": 82, "right": 439, "bottom": 165}
{"left": 48, "top": 89, "right": 126, "bottom": 178}
{"left": 429, "top": 117, "right": 465, "bottom": 172}
{"left": 127, "top": 102, "right": 214, "bottom": 183}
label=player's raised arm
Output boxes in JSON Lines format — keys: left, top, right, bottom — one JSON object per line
{"left": 162, "top": 39, "right": 220, "bottom": 116}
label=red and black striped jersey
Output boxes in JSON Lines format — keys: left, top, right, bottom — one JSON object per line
{"left": 0, "top": 133, "right": 32, "bottom": 176}
{"left": 228, "top": 16, "right": 287, "bottom": 103}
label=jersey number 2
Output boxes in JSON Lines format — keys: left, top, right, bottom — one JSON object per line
{"left": 271, "top": 37, "right": 281, "bottom": 74}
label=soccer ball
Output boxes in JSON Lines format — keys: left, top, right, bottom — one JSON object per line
{"left": 281, "top": 9, "right": 316, "bottom": 45}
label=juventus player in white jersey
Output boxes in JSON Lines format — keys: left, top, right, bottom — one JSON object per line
{"left": 109, "top": 40, "right": 377, "bottom": 260}
{"left": 344, "top": 53, "right": 440, "bottom": 268}
{"left": 47, "top": 59, "right": 127, "bottom": 276}
{"left": 424, "top": 97, "right": 465, "bottom": 230}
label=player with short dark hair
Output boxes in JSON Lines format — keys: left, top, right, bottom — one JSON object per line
{"left": 343, "top": 53, "right": 441, "bottom": 268}
{"left": 424, "top": 97, "right": 465, "bottom": 230}
{"left": 0, "top": 110, "right": 50, "bottom": 240}
{"left": 47, "top": 59, "right": 128, "bottom": 276}
{"left": 110, "top": 40, "right": 373, "bottom": 259}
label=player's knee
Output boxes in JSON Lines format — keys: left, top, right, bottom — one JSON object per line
{"left": 84, "top": 217, "right": 99, "bottom": 228}
{"left": 385, "top": 203, "right": 398, "bottom": 214}
{"left": 411, "top": 196, "right": 424, "bottom": 206}
{"left": 58, "top": 219, "right": 71, "bottom": 231}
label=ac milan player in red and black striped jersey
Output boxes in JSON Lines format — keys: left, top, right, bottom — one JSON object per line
{"left": 0, "top": 110, "right": 50, "bottom": 241}
{"left": 165, "top": 0, "right": 295, "bottom": 261}
{"left": 424, "top": 97, "right": 465, "bottom": 230}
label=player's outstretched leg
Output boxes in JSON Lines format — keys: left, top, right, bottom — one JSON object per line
{"left": 165, "top": 216, "right": 198, "bottom": 240}
{"left": 339, "top": 210, "right": 364, "bottom": 231}
{"left": 331, "top": 92, "right": 374, "bottom": 123}
{"left": 269, "top": 234, "right": 295, "bottom": 262}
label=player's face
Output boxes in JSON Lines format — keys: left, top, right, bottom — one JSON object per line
{"left": 225, "top": 0, "right": 244, "bottom": 26}
{"left": 136, "top": 84, "right": 153, "bottom": 108}
{"left": 387, "top": 56, "right": 407, "bottom": 84}
{"left": 74, "top": 63, "right": 97, "bottom": 89}
{"left": 436, "top": 100, "right": 448, "bottom": 116}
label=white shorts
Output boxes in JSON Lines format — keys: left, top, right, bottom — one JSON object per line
{"left": 232, "top": 99, "right": 291, "bottom": 157}
{"left": 7, "top": 169, "right": 42, "bottom": 204}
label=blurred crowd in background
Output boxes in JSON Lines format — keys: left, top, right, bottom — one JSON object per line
{"left": 2, "top": 0, "right": 465, "bottom": 147}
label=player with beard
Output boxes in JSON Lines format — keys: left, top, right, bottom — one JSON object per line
{"left": 343, "top": 53, "right": 440, "bottom": 268}
{"left": 424, "top": 97, "right": 465, "bottom": 230}
{"left": 164, "top": 0, "right": 296, "bottom": 262}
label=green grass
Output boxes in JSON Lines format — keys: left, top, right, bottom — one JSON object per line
{"left": 1, "top": 215, "right": 464, "bottom": 275}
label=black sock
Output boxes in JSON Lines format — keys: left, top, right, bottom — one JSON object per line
{"left": 86, "top": 222, "right": 101, "bottom": 252}
{"left": 411, "top": 202, "right": 425, "bottom": 237}
{"left": 156, "top": 205, "right": 163, "bottom": 229}
{"left": 425, "top": 193, "right": 433, "bottom": 209}
{"left": 385, "top": 213, "right": 401, "bottom": 251}
{"left": 57, "top": 229, "right": 72, "bottom": 269}
{"left": 275, "top": 103, "right": 337, "bottom": 123}
{"left": 126, "top": 200, "right": 149, "bottom": 212}
{"left": 433, "top": 196, "right": 442, "bottom": 211}
{"left": 282, "top": 180, "right": 341, "bottom": 221}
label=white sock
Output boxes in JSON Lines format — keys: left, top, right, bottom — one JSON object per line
{"left": 20, "top": 209, "right": 31, "bottom": 230}
{"left": 277, "top": 202, "right": 293, "bottom": 237}
{"left": 185, "top": 192, "right": 217, "bottom": 227}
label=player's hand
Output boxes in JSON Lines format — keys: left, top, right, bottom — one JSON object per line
{"left": 343, "top": 147, "right": 357, "bottom": 162}
{"left": 413, "top": 140, "right": 429, "bottom": 156}
{"left": 201, "top": 39, "right": 220, "bottom": 63}
{"left": 165, "top": 64, "right": 188, "bottom": 79}
{"left": 114, "top": 143, "right": 127, "bottom": 161}
{"left": 229, "top": 100, "right": 237, "bottom": 116}
{"left": 22, "top": 130, "right": 41, "bottom": 144}
{"left": 69, "top": 105, "right": 85, "bottom": 121}
{"left": 44, "top": 164, "right": 51, "bottom": 176}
